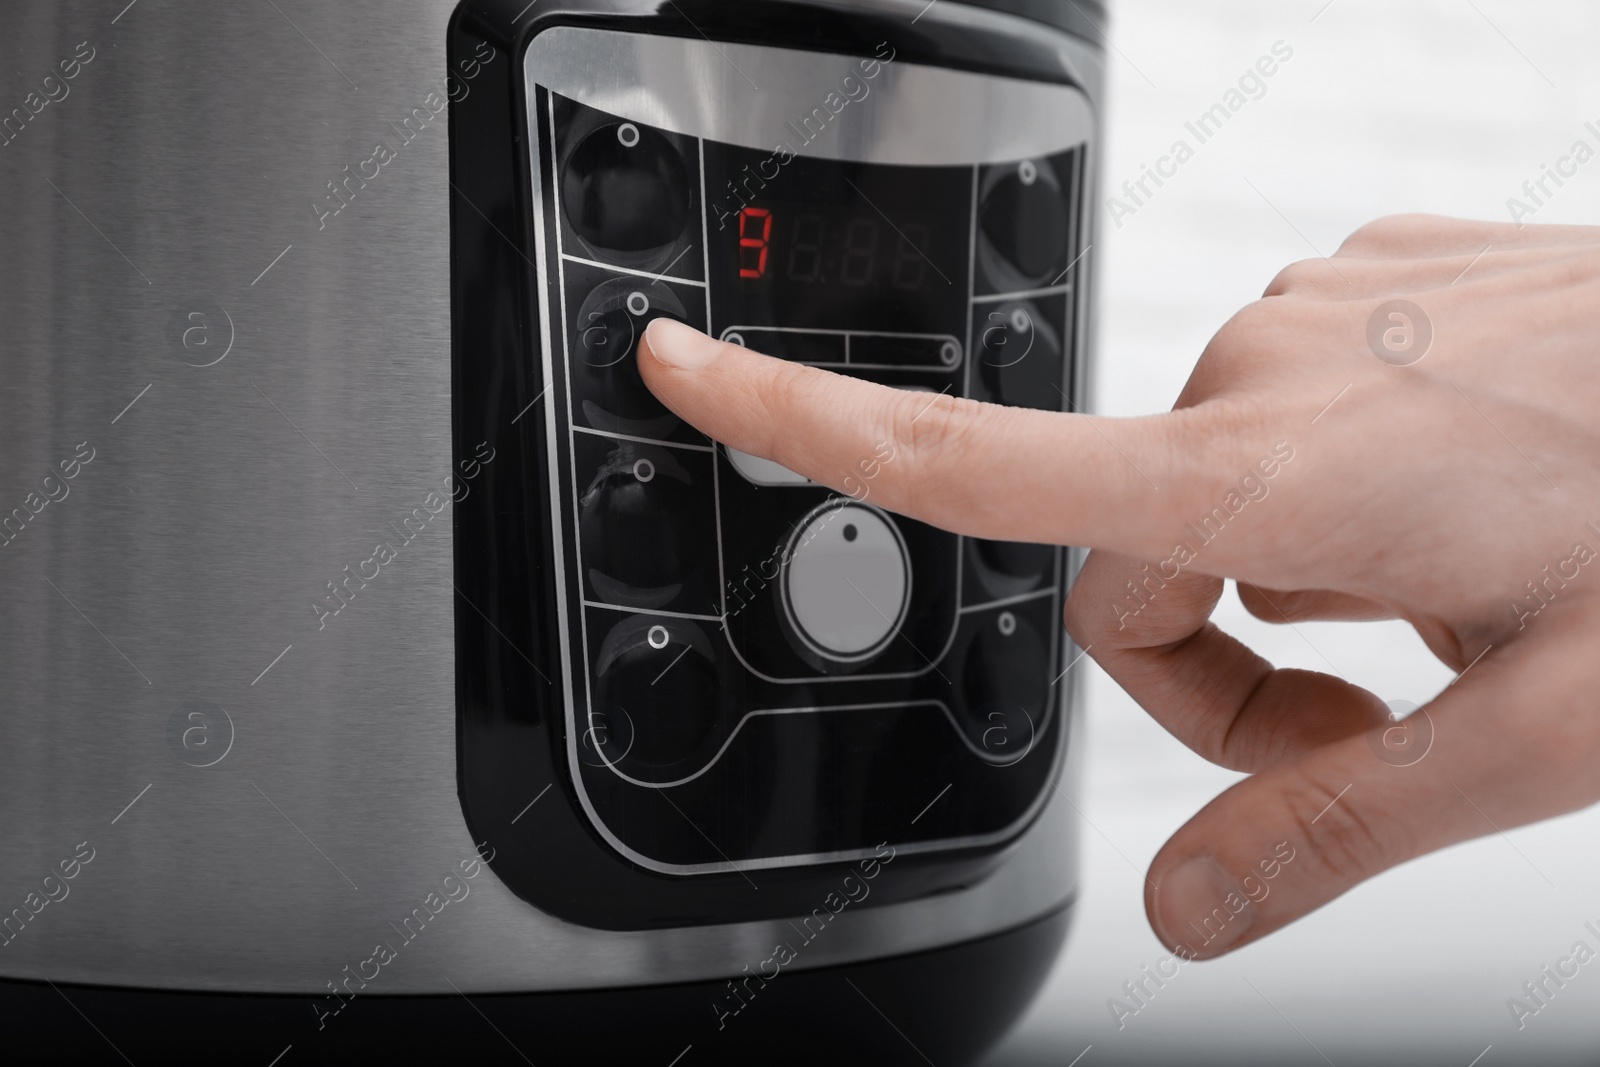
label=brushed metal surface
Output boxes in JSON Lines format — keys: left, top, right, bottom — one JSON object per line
{"left": 0, "top": 0, "right": 1100, "bottom": 994}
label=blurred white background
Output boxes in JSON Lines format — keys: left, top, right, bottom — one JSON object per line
{"left": 987, "top": 1, "right": 1600, "bottom": 1064}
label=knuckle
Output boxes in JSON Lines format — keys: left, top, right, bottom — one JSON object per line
{"left": 767, "top": 359, "right": 823, "bottom": 414}
{"left": 1262, "top": 259, "right": 1330, "bottom": 298}
{"left": 1063, "top": 557, "right": 1223, "bottom": 658}
{"left": 1335, "top": 213, "right": 1447, "bottom": 257}
{"left": 1202, "top": 300, "right": 1280, "bottom": 364}
{"left": 763, "top": 360, "right": 829, "bottom": 436}
{"left": 1188, "top": 299, "right": 1333, "bottom": 404}
{"left": 1281, "top": 775, "right": 1399, "bottom": 884}
{"left": 760, "top": 361, "right": 844, "bottom": 470}
{"left": 886, "top": 390, "right": 975, "bottom": 485}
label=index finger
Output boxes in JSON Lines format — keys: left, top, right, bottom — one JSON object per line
{"left": 638, "top": 317, "right": 1211, "bottom": 558}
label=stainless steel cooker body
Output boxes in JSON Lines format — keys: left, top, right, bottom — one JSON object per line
{"left": 0, "top": 0, "right": 1101, "bottom": 1019}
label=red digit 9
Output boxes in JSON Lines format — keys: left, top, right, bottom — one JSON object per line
{"left": 738, "top": 207, "right": 773, "bottom": 279}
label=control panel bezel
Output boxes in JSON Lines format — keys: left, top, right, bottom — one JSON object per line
{"left": 449, "top": 1, "right": 1097, "bottom": 930}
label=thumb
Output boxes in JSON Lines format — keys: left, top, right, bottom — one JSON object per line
{"left": 1145, "top": 619, "right": 1597, "bottom": 959}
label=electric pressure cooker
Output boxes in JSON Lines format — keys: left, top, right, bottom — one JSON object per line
{"left": 0, "top": 1, "right": 1101, "bottom": 1062}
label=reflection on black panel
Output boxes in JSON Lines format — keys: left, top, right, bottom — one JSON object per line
{"left": 554, "top": 96, "right": 703, "bottom": 279}
{"left": 967, "top": 536, "right": 1056, "bottom": 602}
{"left": 576, "top": 435, "right": 716, "bottom": 615}
{"left": 975, "top": 147, "right": 1083, "bottom": 295}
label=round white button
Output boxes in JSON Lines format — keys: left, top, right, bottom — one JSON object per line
{"left": 782, "top": 502, "right": 910, "bottom": 661}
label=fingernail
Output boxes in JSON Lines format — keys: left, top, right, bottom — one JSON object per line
{"left": 642, "top": 317, "right": 718, "bottom": 370}
{"left": 1152, "top": 855, "right": 1253, "bottom": 959}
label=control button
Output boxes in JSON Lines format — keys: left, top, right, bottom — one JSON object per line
{"left": 977, "top": 305, "right": 1037, "bottom": 368}
{"left": 980, "top": 159, "right": 1070, "bottom": 284}
{"left": 592, "top": 615, "right": 720, "bottom": 769}
{"left": 562, "top": 122, "right": 692, "bottom": 252}
{"left": 976, "top": 300, "right": 1064, "bottom": 410}
{"left": 573, "top": 278, "right": 688, "bottom": 425}
{"left": 579, "top": 441, "right": 702, "bottom": 610}
{"left": 727, "top": 447, "right": 810, "bottom": 487}
{"left": 972, "top": 537, "right": 1054, "bottom": 600}
{"left": 782, "top": 502, "right": 910, "bottom": 662}
{"left": 976, "top": 539, "right": 1052, "bottom": 579}
{"left": 961, "top": 609, "right": 1048, "bottom": 764}
{"left": 727, "top": 388, "right": 927, "bottom": 488}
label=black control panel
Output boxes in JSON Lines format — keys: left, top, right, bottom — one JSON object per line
{"left": 450, "top": 4, "right": 1096, "bottom": 929}
{"left": 538, "top": 91, "right": 1083, "bottom": 873}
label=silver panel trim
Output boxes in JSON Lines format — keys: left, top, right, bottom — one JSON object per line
{"left": 958, "top": 586, "right": 1059, "bottom": 614}
{"left": 560, "top": 251, "right": 707, "bottom": 286}
{"left": 571, "top": 424, "right": 717, "bottom": 453}
{"left": 523, "top": 25, "right": 1095, "bottom": 165}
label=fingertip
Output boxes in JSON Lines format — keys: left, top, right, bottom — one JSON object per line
{"left": 1147, "top": 854, "right": 1255, "bottom": 961}
{"left": 639, "top": 317, "right": 719, "bottom": 372}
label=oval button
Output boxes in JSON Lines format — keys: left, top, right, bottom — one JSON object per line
{"left": 782, "top": 502, "right": 910, "bottom": 662}
{"left": 572, "top": 278, "right": 689, "bottom": 427}
{"left": 980, "top": 160, "right": 1070, "bottom": 283}
{"left": 962, "top": 611, "right": 1048, "bottom": 722}
{"left": 561, "top": 122, "right": 692, "bottom": 252}
{"left": 578, "top": 443, "right": 698, "bottom": 609}
{"left": 972, "top": 537, "right": 1054, "bottom": 600}
{"left": 977, "top": 299, "right": 1063, "bottom": 410}
{"left": 960, "top": 610, "right": 1048, "bottom": 764}
{"left": 592, "top": 616, "right": 720, "bottom": 770}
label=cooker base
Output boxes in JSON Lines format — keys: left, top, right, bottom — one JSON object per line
{"left": 0, "top": 904, "right": 1069, "bottom": 1066}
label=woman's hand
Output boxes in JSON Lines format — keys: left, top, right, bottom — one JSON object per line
{"left": 637, "top": 214, "right": 1600, "bottom": 959}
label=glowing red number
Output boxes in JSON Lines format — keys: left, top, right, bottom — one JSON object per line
{"left": 738, "top": 207, "right": 772, "bottom": 279}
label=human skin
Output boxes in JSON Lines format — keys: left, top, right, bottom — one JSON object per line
{"left": 637, "top": 214, "right": 1600, "bottom": 959}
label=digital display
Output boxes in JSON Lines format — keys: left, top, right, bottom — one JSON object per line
{"left": 707, "top": 145, "right": 971, "bottom": 339}
{"left": 736, "top": 205, "right": 935, "bottom": 292}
